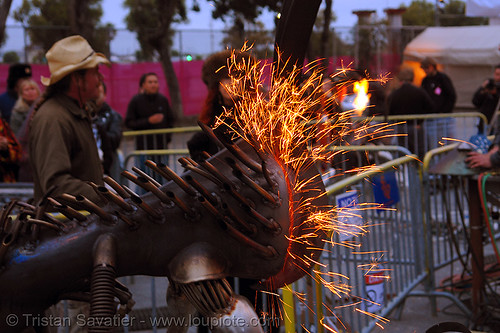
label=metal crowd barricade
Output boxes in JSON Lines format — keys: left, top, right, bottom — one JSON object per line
{"left": 407, "top": 143, "right": 480, "bottom": 320}
{"left": 0, "top": 183, "right": 34, "bottom": 212}
{"left": 282, "top": 145, "right": 426, "bottom": 333}
{"left": 354, "top": 112, "right": 489, "bottom": 159}
{"left": 121, "top": 126, "right": 201, "bottom": 185}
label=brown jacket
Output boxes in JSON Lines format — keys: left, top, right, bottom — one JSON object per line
{"left": 29, "top": 93, "right": 103, "bottom": 202}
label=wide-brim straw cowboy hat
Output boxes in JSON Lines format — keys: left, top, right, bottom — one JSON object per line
{"left": 41, "top": 35, "right": 110, "bottom": 86}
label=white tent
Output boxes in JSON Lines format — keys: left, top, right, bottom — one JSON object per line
{"left": 402, "top": 25, "right": 500, "bottom": 109}
{"left": 466, "top": 0, "right": 500, "bottom": 24}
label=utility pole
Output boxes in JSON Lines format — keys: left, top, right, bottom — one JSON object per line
{"left": 434, "top": 0, "right": 440, "bottom": 26}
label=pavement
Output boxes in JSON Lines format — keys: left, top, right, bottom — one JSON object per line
{"left": 117, "top": 266, "right": 487, "bottom": 333}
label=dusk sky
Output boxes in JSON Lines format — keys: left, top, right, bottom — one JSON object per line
{"left": 7, "top": 0, "right": 416, "bottom": 29}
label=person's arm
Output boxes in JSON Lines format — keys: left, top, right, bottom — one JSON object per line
{"left": 106, "top": 110, "right": 123, "bottom": 151}
{"left": 420, "top": 88, "right": 436, "bottom": 113}
{"left": 125, "top": 95, "right": 150, "bottom": 130}
{"left": 161, "top": 95, "right": 175, "bottom": 128}
{"left": 472, "top": 84, "right": 489, "bottom": 108}
{"left": 490, "top": 148, "right": 500, "bottom": 167}
{"left": 466, "top": 145, "right": 500, "bottom": 169}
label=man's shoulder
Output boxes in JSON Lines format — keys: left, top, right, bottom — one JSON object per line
{"left": 34, "top": 97, "right": 73, "bottom": 121}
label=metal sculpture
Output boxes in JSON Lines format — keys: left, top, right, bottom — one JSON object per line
{"left": 0, "top": 121, "right": 327, "bottom": 332}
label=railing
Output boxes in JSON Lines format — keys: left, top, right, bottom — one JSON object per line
{"left": 352, "top": 112, "right": 489, "bottom": 159}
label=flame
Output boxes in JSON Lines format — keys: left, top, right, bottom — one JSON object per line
{"left": 353, "top": 79, "right": 371, "bottom": 116}
{"left": 216, "top": 45, "right": 393, "bottom": 330}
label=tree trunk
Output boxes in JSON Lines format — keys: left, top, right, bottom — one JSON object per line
{"left": 320, "top": 0, "right": 332, "bottom": 73}
{"left": 68, "top": 0, "right": 93, "bottom": 39}
{"left": 0, "top": 0, "right": 13, "bottom": 46}
{"left": 159, "top": 45, "right": 183, "bottom": 122}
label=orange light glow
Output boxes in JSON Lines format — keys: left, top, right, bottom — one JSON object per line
{"left": 353, "top": 79, "right": 371, "bottom": 116}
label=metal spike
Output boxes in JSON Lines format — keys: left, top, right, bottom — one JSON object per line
{"left": 121, "top": 171, "right": 170, "bottom": 204}
{"left": 0, "top": 200, "right": 17, "bottom": 234}
{"left": 261, "top": 160, "right": 278, "bottom": 193}
{"left": 224, "top": 222, "right": 277, "bottom": 258}
{"left": 132, "top": 166, "right": 162, "bottom": 188}
{"left": 178, "top": 160, "right": 222, "bottom": 186}
{"left": 199, "top": 121, "right": 263, "bottom": 174}
{"left": 184, "top": 175, "right": 218, "bottom": 206}
{"left": 104, "top": 176, "right": 130, "bottom": 199}
{"left": 179, "top": 156, "right": 199, "bottom": 168}
{"left": 199, "top": 155, "right": 238, "bottom": 188}
{"left": 113, "top": 211, "right": 139, "bottom": 229}
{"left": 221, "top": 203, "right": 256, "bottom": 235}
{"left": 197, "top": 120, "right": 225, "bottom": 149}
{"left": 229, "top": 161, "right": 279, "bottom": 205}
{"left": 243, "top": 204, "right": 281, "bottom": 232}
{"left": 89, "top": 183, "right": 134, "bottom": 212}
{"left": 197, "top": 196, "right": 226, "bottom": 226}
{"left": 128, "top": 194, "right": 162, "bottom": 220}
{"left": 145, "top": 160, "right": 197, "bottom": 197}
{"left": 59, "top": 194, "right": 114, "bottom": 223}
{"left": 165, "top": 191, "right": 193, "bottom": 217}
{"left": 26, "top": 219, "right": 61, "bottom": 231}
{"left": 0, "top": 218, "right": 22, "bottom": 265}
{"left": 47, "top": 197, "right": 87, "bottom": 222}
{"left": 221, "top": 182, "right": 254, "bottom": 208}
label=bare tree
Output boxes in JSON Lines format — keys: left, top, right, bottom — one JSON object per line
{"left": 319, "top": 0, "right": 332, "bottom": 72}
{"left": 0, "top": 0, "right": 13, "bottom": 47}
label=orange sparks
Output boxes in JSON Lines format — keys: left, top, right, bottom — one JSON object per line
{"left": 217, "top": 46, "right": 397, "bottom": 331}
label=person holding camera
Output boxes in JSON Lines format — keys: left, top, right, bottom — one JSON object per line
{"left": 472, "top": 64, "right": 500, "bottom": 124}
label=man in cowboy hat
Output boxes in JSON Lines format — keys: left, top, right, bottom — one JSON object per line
{"left": 29, "top": 35, "right": 110, "bottom": 204}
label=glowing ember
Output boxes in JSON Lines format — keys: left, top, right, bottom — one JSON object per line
{"left": 353, "top": 79, "right": 371, "bottom": 116}
{"left": 216, "top": 46, "right": 392, "bottom": 330}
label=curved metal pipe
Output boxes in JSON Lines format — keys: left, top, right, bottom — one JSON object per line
{"left": 184, "top": 174, "right": 218, "bottom": 206}
{"left": 228, "top": 159, "right": 279, "bottom": 205}
{"left": 199, "top": 121, "right": 263, "bottom": 174}
{"left": 132, "top": 166, "right": 162, "bottom": 187}
{"left": 89, "top": 183, "right": 134, "bottom": 212}
{"left": 0, "top": 218, "right": 22, "bottom": 265}
{"left": 26, "top": 219, "right": 61, "bottom": 232}
{"left": 47, "top": 197, "right": 87, "bottom": 222}
{"left": 178, "top": 161, "right": 223, "bottom": 186}
{"left": 104, "top": 176, "right": 130, "bottom": 199}
{"left": 127, "top": 193, "right": 162, "bottom": 221}
{"left": 165, "top": 191, "right": 194, "bottom": 217}
{"left": 122, "top": 171, "right": 170, "bottom": 204}
{"left": 59, "top": 194, "right": 114, "bottom": 224}
{"left": 199, "top": 156, "right": 238, "bottom": 189}
{"left": 146, "top": 160, "right": 198, "bottom": 197}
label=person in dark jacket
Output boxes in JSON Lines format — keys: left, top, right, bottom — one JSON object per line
{"left": 387, "top": 66, "right": 435, "bottom": 159}
{"left": 420, "top": 57, "right": 456, "bottom": 114}
{"left": 471, "top": 64, "right": 500, "bottom": 124}
{"left": 92, "top": 82, "right": 123, "bottom": 179}
{"left": 125, "top": 72, "right": 175, "bottom": 150}
{"left": 187, "top": 50, "right": 240, "bottom": 162}
{"left": 388, "top": 66, "right": 435, "bottom": 116}
{"left": 0, "top": 63, "right": 32, "bottom": 122}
